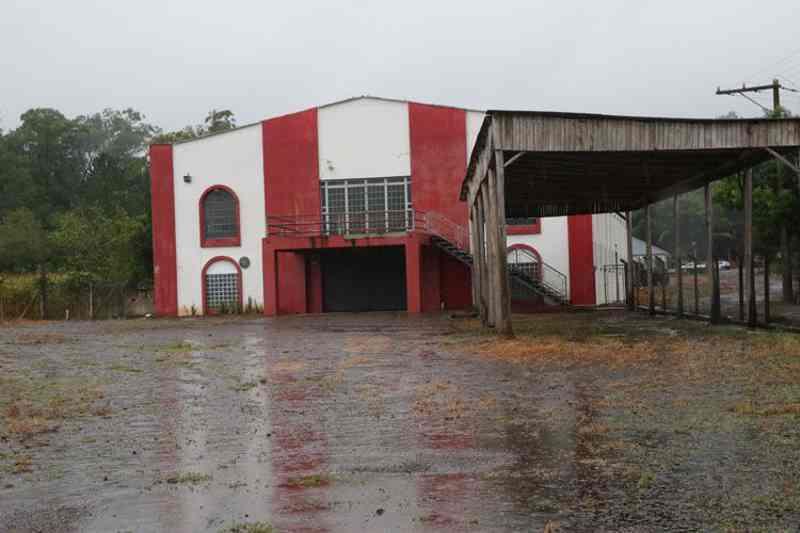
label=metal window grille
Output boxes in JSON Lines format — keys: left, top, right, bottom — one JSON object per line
{"left": 205, "top": 273, "right": 239, "bottom": 310}
{"left": 204, "top": 189, "right": 238, "bottom": 239}
{"left": 320, "top": 176, "right": 412, "bottom": 235}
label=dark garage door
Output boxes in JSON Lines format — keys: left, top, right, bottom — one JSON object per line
{"left": 322, "top": 247, "right": 407, "bottom": 312}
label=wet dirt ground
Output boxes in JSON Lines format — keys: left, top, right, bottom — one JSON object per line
{"left": 1, "top": 311, "right": 800, "bottom": 532}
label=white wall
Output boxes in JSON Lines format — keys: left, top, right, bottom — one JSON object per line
{"left": 318, "top": 98, "right": 410, "bottom": 180}
{"left": 172, "top": 124, "right": 265, "bottom": 316}
{"left": 506, "top": 217, "right": 572, "bottom": 299}
{"left": 592, "top": 213, "right": 629, "bottom": 305}
{"left": 466, "top": 110, "right": 486, "bottom": 161}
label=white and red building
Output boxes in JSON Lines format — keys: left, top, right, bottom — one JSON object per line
{"left": 149, "top": 96, "right": 628, "bottom": 317}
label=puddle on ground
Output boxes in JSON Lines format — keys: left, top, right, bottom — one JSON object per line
{"left": 0, "top": 312, "right": 797, "bottom": 531}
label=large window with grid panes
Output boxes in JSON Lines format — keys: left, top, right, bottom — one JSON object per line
{"left": 320, "top": 177, "right": 412, "bottom": 235}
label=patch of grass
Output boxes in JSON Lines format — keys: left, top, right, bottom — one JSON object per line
{"left": 158, "top": 341, "right": 194, "bottom": 353}
{"left": 637, "top": 470, "right": 656, "bottom": 491}
{"left": 1, "top": 377, "right": 106, "bottom": 440}
{"left": 232, "top": 380, "right": 258, "bottom": 392}
{"left": 107, "top": 364, "right": 143, "bottom": 373}
{"left": 165, "top": 471, "right": 212, "bottom": 485}
{"left": 731, "top": 400, "right": 800, "bottom": 417}
{"left": 13, "top": 332, "right": 72, "bottom": 345}
{"left": 0, "top": 452, "right": 32, "bottom": 475}
{"left": 284, "top": 473, "right": 330, "bottom": 488}
{"left": 219, "top": 522, "right": 274, "bottom": 533}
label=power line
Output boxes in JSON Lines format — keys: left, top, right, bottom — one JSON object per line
{"left": 743, "top": 46, "right": 800, "bottom": 82}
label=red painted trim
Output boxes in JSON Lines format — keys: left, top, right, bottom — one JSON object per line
{"left": 405, "top": 234, "right": 423, "bottom": 313}
{"left": 506, "top": 220, "right": 542, "bottom": 235}
{"left": 408, "top": 103, "right": 468, "bottom": 227}
{"left": 201, "top": 256, "right": 243, "bottom": 315}
{"left": 507, "top": 243, "right": 543, "bottom": 281}
{"left": 149, "top": 144, "right": 178, "bottom": 316}
{"left": 262, "top": 108, "right": 320, "bottom": 219}
{"left": 567, "top": 215, "right": 596, "bottom": 305}
{"left": 263, "top": 241, "right": 278, "bottom": 316}
{"left": 199, "top": 184, "right": 241, "bottom": 248}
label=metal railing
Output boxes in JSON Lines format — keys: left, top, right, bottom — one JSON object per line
{"left": 267, "top": 209, "right": 470, "bottom": 251}
{"left": 419, "top": 211, "right": 470, "bottom": 252}
{"left": 507, "top": 246, "right": 568, "bottom": 303}
{"left": 267, "top": 209, "right": 421, "bottom": 238}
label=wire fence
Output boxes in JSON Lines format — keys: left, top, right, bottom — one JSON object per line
{"left": 620, "top": 191, "right": 800, "bottom": 329}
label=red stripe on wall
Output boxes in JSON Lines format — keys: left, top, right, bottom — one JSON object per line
{"left": 149, "top": 144, "right": 178, "bottom": 316}
{"left": 408, "top": 103, "right": 468, "bottom": 226}
{"left": 567, "top": 214, "right": 596, "bottom": 305}
{"left": 409, "top": 102, "right": 472, "bottom": 309}
{"left": 263, "top": 109, "right": 320, "bottom": 218}
{"left": 262, "top": 109, "right": 320, "bottom": 314}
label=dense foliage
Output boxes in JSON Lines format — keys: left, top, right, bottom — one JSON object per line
{"left": 0, "top": 107, "right": 236, "bottom": 314}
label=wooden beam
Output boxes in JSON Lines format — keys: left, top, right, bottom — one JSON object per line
{"left": 503, "top": 151, "right": 525, "bottom": 168}
{"left": 674, "top": 194, "right": 684, "bottom": 317}
{"left": 489, "top": 151, "right": 513, "bottom": 337}
{"left": 646, "top": 203, "right": 655, "bottom": 315}
{"left": 765, "top": 146, "right": 800, "bottom": 174}
{"left": 626, "top": 210, "right": 634, "bottom": 310}
{"left": 706, "top": 184, "right": 721, "bottom": 323}
{"left": 480, "top": 182, "right": 496, "bottom": 328}
{"left": 764, "top": 254, "right": 771, "bottom": 324}
{"left": 469, "top": 204, "right": 480, "bottom": 317}
{"left": 745, "top": 169, "right": 757, "bottom": 327}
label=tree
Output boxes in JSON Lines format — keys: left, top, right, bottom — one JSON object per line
{"left": 0, "top": 208, "right": 48, "bottom": 272}
{"left": 7, "top": 108, "right": 84, "bottom": 220}
{"left": 50, "top": 207, "right": 145, "bottom": 287}
{"left": 204, "top": 109, "right": 236, "bottom": 133}
{"left": 74, "top": 109, "right": 155, "bottom": 216}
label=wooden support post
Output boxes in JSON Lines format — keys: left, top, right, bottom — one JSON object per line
{"left": 706, "top": 184, "right": 721, "bottom": 323}
{"left": 475, "top": 193, "right": 489, "bottom": 326}
{"left": 764, "top": 254, "right": 771, "bottom": 324}
{"left": 488, "top": 152, "right": 513, "bottom": 337}
{"left": 693, "top": 257, "right": 699, "bottom": 315}
{"left": 480, "top": 184, "right": 496, "bottom": 328}
{"left": 674, "top": 195, "right": 683, "bottom": 317}
{"left": 625, "top": 211, "right": 635, "bottom": 310}
{"left": 646, "top": 203, "right": 655, "bottom": 315}
{"left": 745, "top": 169, "right": 757, "bottom": 327}
{"left": 469, "top": 205, "right": 480, "bottom": 314}
{"left": 738, "top": 257, "right": 744, "bottom": 322}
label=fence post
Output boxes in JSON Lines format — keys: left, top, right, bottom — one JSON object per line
{"left": 764, "top": 255, "right": 770, "bottom": 325}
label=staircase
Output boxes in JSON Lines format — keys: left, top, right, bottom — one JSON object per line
{"left": 422, "top": 213, "right": 569, "bottom": 306}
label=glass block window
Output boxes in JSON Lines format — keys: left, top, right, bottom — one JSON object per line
{"left": 203, "top": 188, "right": 238, "bottom": 239}
{"left": 205, "top": 272, "right": 239, "bottom": 312}
{"left": 320, "top": 176, "right": 412, "bottom": 235}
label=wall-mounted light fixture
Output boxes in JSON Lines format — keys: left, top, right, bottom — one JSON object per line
{"left": 183, "top": 174, "right": 192, "bottom": 183}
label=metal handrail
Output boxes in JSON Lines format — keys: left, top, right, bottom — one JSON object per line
{"left": 507, "top": 247, "right": 568, "bottom": 302}
{"left": 420, "top": 211, "right": 470, "bottom": 252}
{"left": 267, "top": 209, "right": 420, "bottom": 237}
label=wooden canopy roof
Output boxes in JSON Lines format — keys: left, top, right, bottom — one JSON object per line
{"left": 461, "top": 110, "right": 800, "bottom": 217}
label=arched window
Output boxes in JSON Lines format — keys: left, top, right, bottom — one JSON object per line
{"left": 200, "top": 186, "right": 240, "bottom": 247}
{"left": 202, "top": 256, "right": 242, "bottom": 314}
{"left": 507, "top": 243, "right": 542, "bottom": 281}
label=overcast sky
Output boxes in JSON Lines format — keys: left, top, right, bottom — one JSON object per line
{"left": 2, "top": 1, "right": 800, "bottom": 132}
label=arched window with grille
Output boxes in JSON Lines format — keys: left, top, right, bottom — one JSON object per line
{"left": 202, "top": 256, "right": 242, "bottom": 314}
{"left": 200, "top": 185, "right": 240, "bottom": 247}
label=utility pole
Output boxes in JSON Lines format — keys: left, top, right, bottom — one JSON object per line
{"left": 716, "top": 79, "right": 793, "bottom": 303}
{"left": 716, "top": 79, "right": 783, "bottom": 115}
